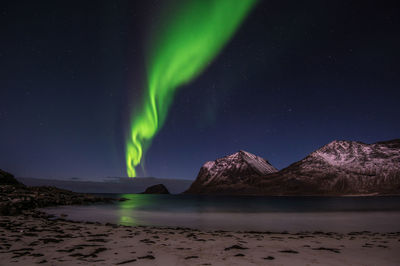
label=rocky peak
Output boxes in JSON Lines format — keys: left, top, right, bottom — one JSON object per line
{"left": 307, "top": 140, "right": 400, "bottom": 170}
{"left": 184, "top": 151, "right": 277, "bottom": 194}
{"left": 199, "top": 150, "right": 277, "bottom": 185}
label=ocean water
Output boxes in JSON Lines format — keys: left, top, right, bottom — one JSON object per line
{"left": 43, "top": 194, "right": 400, "bottom": 233}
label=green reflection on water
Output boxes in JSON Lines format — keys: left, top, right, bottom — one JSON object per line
{"left": 117, "top": 194, "right": 155, "bottom": 226}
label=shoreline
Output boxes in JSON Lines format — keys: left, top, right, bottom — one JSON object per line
{"left": 0, "top": 184, "right": 120, "bottom": 216}
{"left": 0, "top": 210, "right": 399, "bottom": 265}
{"left": 43, "top": 205, "right": 400, "bottom": 233}
{"left": 180, "top": 193, "right": 400, "bottom": 197}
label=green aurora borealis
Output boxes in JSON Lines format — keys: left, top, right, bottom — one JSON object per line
{"left": 126, "top": 0, "right": 256, "bottom": 177}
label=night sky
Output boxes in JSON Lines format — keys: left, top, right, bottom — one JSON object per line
{"left": 1, "top": 0, "right": 399, "bottom": 180}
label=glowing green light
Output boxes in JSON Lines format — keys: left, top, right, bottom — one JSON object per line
{"left": 126, "top": 0, "right": 256, "bottom": 177}
{"left": 117, "top": 194, "right": 155, "bottom": 225}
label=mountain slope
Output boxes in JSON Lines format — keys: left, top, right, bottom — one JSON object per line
{"left": 259, "top": 139, "right": 400, "bottom": 195}
{"left": 185, "top": 140, "right": 400, "bottom": 195}
{"left": 184, "top": 150, "right": 278, "bottom": 194}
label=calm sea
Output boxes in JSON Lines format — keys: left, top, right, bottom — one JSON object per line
{"left": 43, "top": 194, "right": 400, "bottom": 232}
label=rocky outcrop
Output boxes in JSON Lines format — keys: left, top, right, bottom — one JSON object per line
{"left": 184, "top": 150, "right": 278, "bottom": 194}
{"left": 142, "top": 184, "right": 170, "bottom": 194}
{"left": 0, "top": 169, "right": 23, "bottom": 186}
{"left": 0, "top": 169, "right": 118, "bottom": 215}
{"left": 0, "top": 184, "right": 116, "bottom": 215}
{"left": 185, "top": 140, "right": 400, "bottom": 195}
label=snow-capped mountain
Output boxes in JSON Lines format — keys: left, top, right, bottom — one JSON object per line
{"left": 185, "top": 139, "right": 400, "bottom": 195}
{"left": 263, "top": 139, "right": 400, "bottom": 195}
{"left": 184, "top": 150, "right": 277, "bottom": 194}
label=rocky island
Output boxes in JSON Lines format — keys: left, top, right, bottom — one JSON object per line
{"left": 142, "top": 184, "right": 170, "bottom": 194}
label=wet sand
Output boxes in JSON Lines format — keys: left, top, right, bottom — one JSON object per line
{"left": 0, "top": 211, "right": 399, "bottom": 265}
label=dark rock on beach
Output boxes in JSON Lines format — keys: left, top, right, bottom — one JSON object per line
{"left": 224, "top": 244, "right": 248, "bottom": 251}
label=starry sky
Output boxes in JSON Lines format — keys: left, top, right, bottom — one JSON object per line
{"left": 1, "top": 0, "right": 399, "bottom": 180}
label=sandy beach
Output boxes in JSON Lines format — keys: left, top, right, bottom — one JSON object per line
{"left": 0, "top": 211, "right": 399, "bottom": 265}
